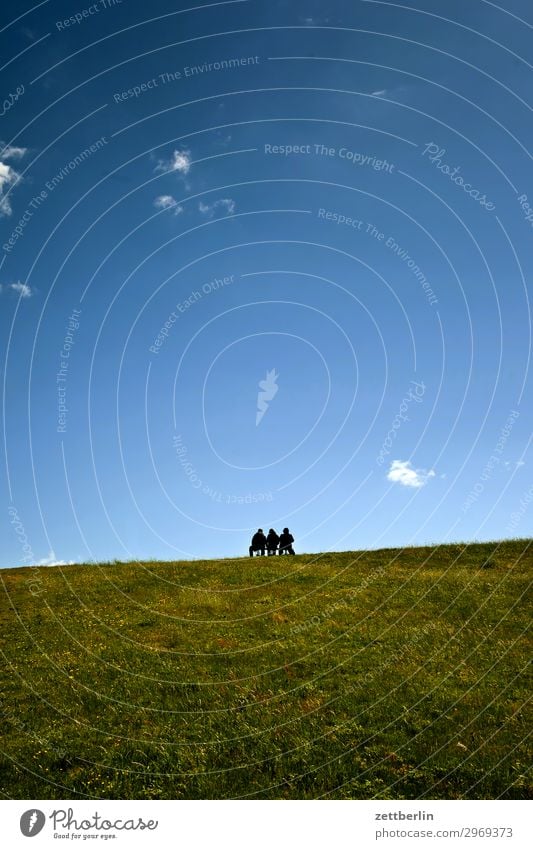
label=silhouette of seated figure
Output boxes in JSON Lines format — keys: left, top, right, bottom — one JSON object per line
{"left": 249, "top": 529, "right": 267, "bottom": 557}
{"left": 266, "top": 528, "right": 279, "bottom": 555}
{"left": 279, "top": 528, "right": 295, "bottom": 555}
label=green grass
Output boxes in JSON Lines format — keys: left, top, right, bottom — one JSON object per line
{"left": 0, "top": 539, "right": 531, "bottom": 799}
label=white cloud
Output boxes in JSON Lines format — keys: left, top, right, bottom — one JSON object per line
{"left": 0, "top": 162, "right": 20, "bottom": 217}
{"left": 218, "top": 198, "right": 235, "bottom": 215}
{"left": 298, "top": 13, "right": 332, "bottom": 25}
{"left": 9, "top": 281, "right": 33, "bottom": 298}
{"left": 371, "top": 89, "right": 387, "bottom": 97}
{"left": 170, "top": 150, "right": 191, "bottom": 174}
{"left": 1, "top": 281, "right": 33, "bottom": 298}
{"left": 387, "top": 459, "right": 436, "bottom": 488}
{"left": 154, "top": 194, "right": 175, "bottom": 209}
{"left": 35, "top": 551, "right": 74, "bottom": 567}
{"left": 1, "top": 144, "right": 27, "bottom": 160}
{"left": 504, "top": 459, "right": 525, "bottom": 470}
{"left": 198, "top": 197, "right": 235, "bottom": 218}
{"left": 154, "top": 195, "right": 183, "bottom": 215}
{"left": 0, "top": 142, "right": 27, "bottom": 217}
{"left": 155, "top": 148, "right": 191, "bottom": 175}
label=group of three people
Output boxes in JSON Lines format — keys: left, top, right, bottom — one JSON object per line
{"left": 249, "top": 528, "right": 295, "bottom": 556}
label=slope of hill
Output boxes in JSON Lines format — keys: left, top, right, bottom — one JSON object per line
{"left": 0, "top": 539, "right": 531, "bottom": 799}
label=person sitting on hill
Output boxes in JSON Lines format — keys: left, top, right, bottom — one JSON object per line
{"left": 279, "top": 527, "right": 295, "bottom": 555}
{"left": 266, "top": 528, "right": 280, "bottom": 555}
{"left": 249, "top": 529, "right": 267, "bottom": 557}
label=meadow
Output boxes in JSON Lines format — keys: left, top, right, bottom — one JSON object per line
{"left": 0, "top": 539, "right": 531, "bottom": 799}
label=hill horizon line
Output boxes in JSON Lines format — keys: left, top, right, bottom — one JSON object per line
{"left": 4, "top": 536, "right": 532, "bottom": 573}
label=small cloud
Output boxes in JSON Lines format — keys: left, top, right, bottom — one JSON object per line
{"left": 1, "top": 143, "right": 27, "bottom": 160}
{"left": 35, "top": 551, "right": 74, "bottom": 567}
{"left": 155, "top": 148, "right": 191, "bottom": 175}
{"left": 154, "top": 194, "right": 174, "bottom": 209}
{"left": 0, "top": 163, "right": 17, "bottom": 215}
{"left": 198, "top": 198, "right": 235, "bottom": 218}
{"left": 504, "top": 459, "right": 525, "bottom": 470}
{"left": 169, "top": 150, "right": 191, "bottom": 174}
{"left": 387, "top": 459, "right": 436, "bottom": 489}
{"left": 219, "top": 198, "right": 235, "bottom": 215}
{"left": 9, "top": 281, "right": 33, "bottom": 298}
{"left": 371, "top": 89, "right": 387, "bottom": 97}
{"left": 154, "top": 195, "right": 183, "bottom": 215}
{"left": 2, "top": 281, "right": 33, "bottom": 298}
{"left": 0, "top": 141, "right": 27, "bottom": 217}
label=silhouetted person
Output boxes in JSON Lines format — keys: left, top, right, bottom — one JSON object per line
{"left": 279, "top": 527, "right": 295, "bottom": 555}
{"left": 249, "top": 528, "right": 267, "bottom": 557}
{"left": 266, "top": 528, "right": 279, "bottom": 555}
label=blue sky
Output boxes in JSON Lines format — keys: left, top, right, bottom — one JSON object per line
{"left": 1, "top": 0, "right": 532, "bottom": 566}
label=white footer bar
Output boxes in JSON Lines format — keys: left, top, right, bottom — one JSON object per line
{"left": 2, "top": 799, "right": 531, "bottom": 849}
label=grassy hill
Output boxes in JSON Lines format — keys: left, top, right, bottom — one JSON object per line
{"left": 0, "top": 539, "right": 531, "bottom": 800}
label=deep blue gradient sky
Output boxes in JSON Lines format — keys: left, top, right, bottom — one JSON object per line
{"left": 1, "top": 0, "right": 532, "bottom": 566}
